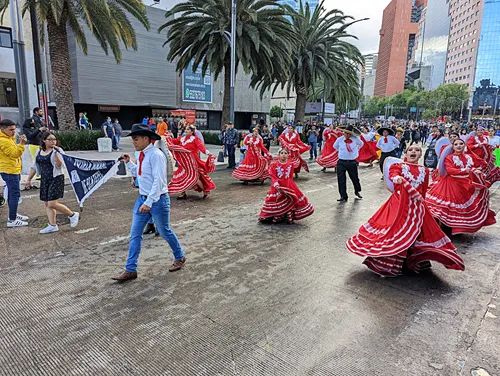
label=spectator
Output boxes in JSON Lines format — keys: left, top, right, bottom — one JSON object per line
{"left": 101, "top": 117, "right": 115, "bottom": 144}
{"left": 277, "top": 122, "right": 284, "bottom": 138}
{"left": 224, "top": 122, "right": 239, "bottom": 169}
{"left": 170, "top": 120, "right": 178, "bottom": 138}
{"left": 23, "top": 107, "right": 48, "bottom": 170}
{"left": 142, "top": 116, "right": 149, "bottom": 125}
{"left": 307, "top": 125, "right": 319, "bottom": 160}
{"left": 261, "top": 125, "right": 272, "bottom": 152}
{"left": 220, "top": 124, "right": 228, "bottom": 157}
{"left": 395, "top": 128, "right": 407, "bottom": 158}
{"left": 156, "top": 117, "right": 168, "bottom": 136}
{"left": 148, "top": 118, "right": 157, "bottom": 132}
{"left": 78, "top": 112, "right": 88, "bottom": 130}
{"left": 317, "top": 123, "right": 324, "bottom": 152}
{"left": 271, "top": 124, "right": 278, "bottom": 145}
{"left": 25, "top": 131, "right": 80, "bottom": 234}
{"left": 0, "top": 119, "right": 28, "bottom": 227}
{"left": 238, "top": 132, "right": 248, "bottom": 167}
{"left": 113, "top": 118, "right": 123, "bottom": 150}
{"left": 411, "top": 126, "right": 421, "bottom": 145}
{"left": 295, "top": 121, "right": 303, "bottom": 136}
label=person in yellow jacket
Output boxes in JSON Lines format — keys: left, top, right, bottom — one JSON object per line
{"left": 0, "top": 119, "right": 29, "bottom": 227}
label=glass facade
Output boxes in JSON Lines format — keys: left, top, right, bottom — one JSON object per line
{"left": 279, "top": 0, "right": 319, "bottom": 12}
{"left": 472, "top": 0, "right": 500, "bottom": 114}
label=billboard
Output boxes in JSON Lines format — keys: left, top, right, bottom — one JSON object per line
{"left": 182, "top": 60, "right": 212, "bottom": 103}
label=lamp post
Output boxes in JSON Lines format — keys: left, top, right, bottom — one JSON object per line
{"left": 229, "top": 0, "right": 236, "bottom": 124}
{"left": 9, "top": 0, "right": 31, "bottom": 122}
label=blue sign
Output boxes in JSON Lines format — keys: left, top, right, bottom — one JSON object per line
{"left": 410, "top": 107, "right": 417, "bottom": 113}
{"left": 183, "top": 60, "right": 212, "bottom": 103}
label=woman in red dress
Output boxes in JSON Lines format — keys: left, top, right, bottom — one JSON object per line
{"left": 167, "top": 125, "right": 216, "bottom": 200}
{"left": 232, "top": 128, "right": 272, "bottom": 184}
{"left": 466, "top": 127, "right": 500, "bottom": 184}
{"left": 426, "top": 138, "right": 496, "bottom": 235}
{"left": 346, "top": 145, "right": 464, "bottom": 277}
{"left": 278, "top": 125, "right": 311, "bottom": 178}
{"left": 357, "top": 127, "right": 379, "bottom": 166}
{"left": 316, "top": 124, "right": 341, "bottom": 172}
{"left": 259, "top": 148, "right": 314, "bottom": 224}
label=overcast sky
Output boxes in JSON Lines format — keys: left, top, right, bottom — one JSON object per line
{"left": 321, "top": 0, "right": 387, "bottom": 54}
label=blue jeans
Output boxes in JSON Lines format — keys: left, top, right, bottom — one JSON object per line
{"left": 225, "top": 144, "right": 236, "bottom": 167}
{"left": 126, "top": 194, "right": 184, "bottom": 272}
{"left": 114, "top": 135, "right": 121, "bottom": 149}
{"left": 309, "top": 141, "right": 317, "bottom": 159}
{"left": 1, "top": 173, "right": 20, "bottom": 221}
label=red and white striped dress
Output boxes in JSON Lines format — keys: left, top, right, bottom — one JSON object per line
{"left": 467, "top": 135, "right": 500, "bottom": 184}
{"left": 232, "top": 135, "right": 272, "bottom": 182}
{"left": 346, "top": 162, "right": 464, "bottom": 277}
{"left": 357, "top": 134, "right": 379, "bottom": 164}
{"left": 259, "top": 160, "right": 314, "bottom": 223}
{"left": 278, "top": 131, "right": 311, "bottom": 174}
{"left": 316, "top": 128, "right": 340, "bottom": 168}
{"left": 167, "top": 134, "right": 216, "bottom": 195}
{"left": 426, "top": 153, "right": 496, "bottom": 235}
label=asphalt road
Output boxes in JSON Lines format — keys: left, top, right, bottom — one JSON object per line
{"left": 1, "top": 158, "right": 499, "bottom": 376}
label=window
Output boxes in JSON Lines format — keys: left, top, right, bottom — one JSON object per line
{"left": 0, "top": 27, "right": 13, "bottom": 48}
{"left": 0, "top": 76, "right": 18, "bottom": 107}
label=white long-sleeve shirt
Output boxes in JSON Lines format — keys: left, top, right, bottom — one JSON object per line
{"left": 333, "top": 136, "right": 363, "bottom": 160}
{"left": 126, "top": 143, "right": 168, "bottom": 207}
{"left": 376, "top": 135, "right": 400, "bottom": 152}
{"left": 489, "top": 135, "right": 500, "bottom": 147}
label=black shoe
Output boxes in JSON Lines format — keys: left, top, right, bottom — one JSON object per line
{"left": 226, "top": 165, "right": 232, "bottom": 169}
{"left": 355, "top": 192, "right": 363, "bottom": 199}
{"left": 155, "top": 231, "right": 160, "bottom": 237}
{"left": 337, "top": 198, "right": 348, "bottom": 202}
{"left": 321, "top": 167, "right": 326, "bottom": 172}
{"left": 380, "top": 176, "right": 384, "bottom": 180}
{"left": 143, "top": 223, "right": 156, "bottom": 235}
{"left": 177, "top": 193, "right": 187, "bottom": 200}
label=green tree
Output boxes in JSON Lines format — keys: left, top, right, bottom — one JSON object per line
{"left": 1, "top": 0, "right": 150, "bottom": 129}
{"left": 282, "top": 0, "right": 364, "bottom": 122}
{"left": 269, "top": 105, "right": 283, "bottom": 119}
{"left": 161, "top": 0, "right": 293, "bottom": 126}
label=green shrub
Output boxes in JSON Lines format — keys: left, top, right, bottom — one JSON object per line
{"left": 199, "top": 131, "right": 222, "bottom": 145}
{"left": 55, "top": 130, "right": 102, "bottom": 151}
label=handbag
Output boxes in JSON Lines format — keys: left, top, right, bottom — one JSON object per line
{"left": 217, "top": 150, "right": 225, "bottom": 163}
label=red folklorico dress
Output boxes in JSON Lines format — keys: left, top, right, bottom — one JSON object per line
{"left": 467, "top": 135, "right": 500, "bottom": 184}
{"left": 316, "top": 128, "right": 341, "bottom": 169}
{"left": 278, "top": 131, "right": 311, "bottom": 174}
{"left": 357, "top": 133, "right": 379, "bottom": 164}
{"left": 232, "top": 134, "right": 272, "bottom": 182}
{"left": 426, "top": 152, "right": 496, "bottom": 235}
{"left": 259, "top": 160, "right": 314, "bottom": 223}
{"left": 346, "top": 161, "right": 464, "bottom": 277}
{"left": 167, "top": 134, "right": 216, "bottom": 195}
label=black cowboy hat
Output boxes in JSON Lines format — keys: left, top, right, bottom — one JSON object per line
{"left": 126, "top": 123, "right": 161, "bottom": 140}
{"left": 377, "top": 127, "right": 394, "bottom": 136}
{"left": 338, "top": 124, "right": 362, "bottom": 136}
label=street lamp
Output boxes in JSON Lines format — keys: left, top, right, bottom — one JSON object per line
{"left": 229, "top": 0, "right": 236, "bottom": 124}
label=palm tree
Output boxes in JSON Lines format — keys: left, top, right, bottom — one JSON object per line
{"left": 160, "top": 0, "right": 293, "bottom": 126}
{"left": 283, "top": 1, "right": 364, "bottom": 122}
{"left": 1, "top": 0, "right": 149, "bottom": 129}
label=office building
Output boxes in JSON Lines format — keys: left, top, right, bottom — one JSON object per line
{"left": 374, "top": 0, "right": 426, "bottom": 97}
{"left": 408, "top": 0, "right": 451, "bottom": 90}
{"left": 471, "top": 0, "right": 500, "bottom": 115}
{"left": 279, "top": 0, "right": 319, "bottom": 12}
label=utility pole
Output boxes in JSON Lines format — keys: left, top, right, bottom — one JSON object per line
{"left": 9, "top": 0, "right": 31, "bottom": 122}
{"left": 229, "top": 0, "right": 237, "bottom": 124}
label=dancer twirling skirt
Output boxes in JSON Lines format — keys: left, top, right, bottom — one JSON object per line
{"left": 233, "top": 128, "right": 272, "bottom": 183}
{"left": 259, "top": 148, "right": 314, "bottom": 224}
{"left": 466, "top": 127, "right": 500, "bottom": 184}
{"left": 346, "top": 145, "right": 464, "bottom": 277}
{"left": 426, "top": 139, "right": 496, "bottom": 235}
{"left": 278, "top": 125, "right": 311, "bottom": 178}
{"left": 357, "top": 129, "right": 379, "bottom": 166}
{"left": 167, "top": 125, "right": 216, "bottom": 199}
{"left": 316, "top": 125, "right": 341, "bottom": 172}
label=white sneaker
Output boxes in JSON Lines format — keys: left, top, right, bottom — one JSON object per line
{"left": 16, "top": 214, "right": 29, "bottom": 221}
{"left": 69, "top": 212, "right": 80, "bottom": 228}
{"left": 7, "top": 219, "right": 28, "bottom": 228}
{"left": 39, "top": 224, "right": 59, "bottom": 234}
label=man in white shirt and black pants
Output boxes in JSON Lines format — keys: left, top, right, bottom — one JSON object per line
{"left": 333, "top": 125, "right": 364, "bottom": 202}
{"left": 376, "top": 127, "right": 400, "bottom": 179}
{"left": 112, "top": 124, "right": 185, "bottom": 282}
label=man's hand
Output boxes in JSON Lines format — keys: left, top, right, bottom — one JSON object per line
{"left": 19, "top": 135, "right": 27, "bottom": 145}
{"left": 120, "top": 154, "right": 131, "bottom": 163}
{"left": 25, "top": 180, "right": 32, "bottom": 190}
{"left": 138, "top": 204, "right": 151, "bottom": 213}
{"left": 40, "top": 126, "right": 48, "bottom": 132}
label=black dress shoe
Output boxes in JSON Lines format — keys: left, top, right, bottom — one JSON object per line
{"left": 337, "top": 198, "right": 348, "bottom": 202}
{"left": 355, "top": 192, "right": 363, "bottom": 199}
{"left": 143, "top": 223, "right": 156, "bottom": 235}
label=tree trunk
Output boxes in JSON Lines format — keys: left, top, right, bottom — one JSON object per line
{"left": 46, "top": 12, "right": 77, "bottom": 130}
{"left": 222, "top": 54, "right": 231, "bottom": 128}
{"left": 294, "top": 84, "right": 307, "bottom": 123}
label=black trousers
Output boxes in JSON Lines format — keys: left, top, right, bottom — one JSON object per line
{"left": 226, "top": 144, "right": 236, "bottom": 167}
{"left": 337, "top": 159, "right": 361, "bottom": 199}
{"left": 379, "top": 150, "right": 398, "bottom": 173}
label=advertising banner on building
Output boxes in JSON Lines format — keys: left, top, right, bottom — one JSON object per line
{"left": 305, "top": 102, "right": 322, "bottom": 113}
{"left": 182, "top": 60, "right": 212, "bottom": 103}
{"left": 171, "top": 109, "right": 196, "bottom": 125}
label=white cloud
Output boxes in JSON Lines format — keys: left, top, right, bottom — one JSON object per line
{"left": 323, "top": 0, "right": 387, "bottom": 54}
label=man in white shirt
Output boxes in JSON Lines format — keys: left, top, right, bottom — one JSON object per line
{"left": 376, "top": 127, "right": 400, "bottom": 178}
{"left": 333, "top": 125, "right": 364, "bottom": 202}
{"left": 112, "top": 124, "right": 185, "bottom": 282}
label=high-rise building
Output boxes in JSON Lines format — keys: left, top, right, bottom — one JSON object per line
{"left": 374, "top": 0, "right": 426, "bottom": 97}
{"left": 471, "top": 0, "right": 500, "bottom": 115}
{"left": 361, "top": 54, "right": 378, "bottom": 98}
{"left": 278, "top": 0, "right": 319, "bottom": 12}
